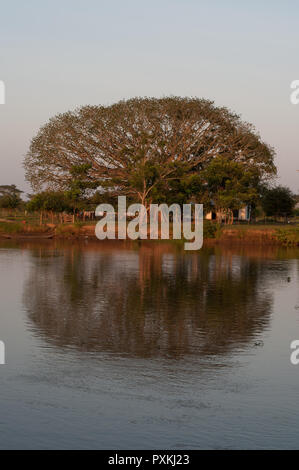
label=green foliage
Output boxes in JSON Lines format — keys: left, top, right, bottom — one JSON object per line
{"left": 0, "top": 185, "right": 23, "bottom": 209}
{"left": 203, "top": 221, "right": 221, "bottom": 239}
{"left": 261, "top": 186, "right": 296, "bottom": 218}
{"left": 27, "top": 191, "right": 69, "bottom": 213}
{"left": 199, "top": 156, "right": 260, "bottom": 216}
{"left": 65, "top": 164, "right": 99, "bottom": 211}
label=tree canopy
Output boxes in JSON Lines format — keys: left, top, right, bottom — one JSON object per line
{"left": 261, "top": 186, "right": 296, "bottom": 219}
{"left": 24, "top": 97, "right": 276, "bottom": 206}
{"left": 65, "top": 163, "right": 99, "bottom": 212}
{"left": 27, "top": 191, "right": 69, "bottom": 213}
{"left": 0, "top": 184, "right": 23, "bottom": 209}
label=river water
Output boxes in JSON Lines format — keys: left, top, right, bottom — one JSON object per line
{"left": 0, "top": 240, "right": 299, "bottom": 449}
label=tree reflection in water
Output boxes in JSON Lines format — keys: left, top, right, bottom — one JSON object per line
{"left": 22, "top": 241, "right": 283, "bottom": 358}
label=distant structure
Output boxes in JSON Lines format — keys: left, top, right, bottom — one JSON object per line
{"left": 205, "top": 205, "right": 251, "bottom": 223}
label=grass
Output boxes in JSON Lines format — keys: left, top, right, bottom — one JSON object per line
{"left": 219, "top": 224, "right": 299, "bottom": 246}
{"left": 0, "top": 222, "right": 24, "bottom": 234}
{"left": 222, "top": 224, "right": 279, "bottom": 231}
{"left": 0, "top": 221, "right": 50, "bottom": 235}
{"left": 274, "top": 226, "right": 299, "bottom": 246}
{"left": 55, "top": 224, "right": 83, "bottom": 235}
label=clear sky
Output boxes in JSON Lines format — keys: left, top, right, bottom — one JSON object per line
{"left": 0, "top": 0, "right": 298, "bottom": 194}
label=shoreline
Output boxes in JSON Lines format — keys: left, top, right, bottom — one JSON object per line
{"left": 0, "top": 223, "right": 298, "bottom": 246}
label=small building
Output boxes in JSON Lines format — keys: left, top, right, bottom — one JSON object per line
{"left": 205, "top": 205, "right": 251, "bottom": 222}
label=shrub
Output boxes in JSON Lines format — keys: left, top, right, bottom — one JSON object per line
{"left": 275, "top": 226, "right": 299, "bottom": 246}
{"left": 203, "top": 221, "right": 221, "bottom": 239}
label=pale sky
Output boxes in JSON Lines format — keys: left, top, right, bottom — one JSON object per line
{"left": 0, "top": 0, "right": 298, "bottom": 194}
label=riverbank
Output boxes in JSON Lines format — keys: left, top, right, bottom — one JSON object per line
{"left": 1, "top": 221, "right": 298, "bottom": 246}
{"left": 214, "top": 225, "right": 299, "bottom": 246}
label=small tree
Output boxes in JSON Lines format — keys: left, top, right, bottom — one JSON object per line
{"left": 261, "top": 186, "right": 296, "bottom": 221}
{"left": 27, "top": 191, "right": 69, "bottom": 224}
{"left": 0, "top": 185, "right": 23, "bottom": 211}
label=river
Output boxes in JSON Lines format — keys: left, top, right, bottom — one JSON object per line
{"left": 0, "top": 240, "right": 298, "bottom": 449}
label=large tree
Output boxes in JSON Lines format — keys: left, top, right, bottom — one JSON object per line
{"left": 24, "top": 97, "right": 276, "bottom": 206}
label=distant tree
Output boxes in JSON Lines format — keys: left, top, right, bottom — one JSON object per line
{"left": 261, "top": 186, "right": 296, "bottom": 220}
{"left": 0, "top": 185, "right": 23, "bottom": 209}
{"left": 27, "top": 191, "right": 69, "bottom": 213}
{"left": 27, "top": 191, "right": 70, "bottom": 224}
{"left": 27, "top": 165, "right": 100, "bottom": 224}
{"left": 25, "top": 97, "right": 276, "bottom": 207}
